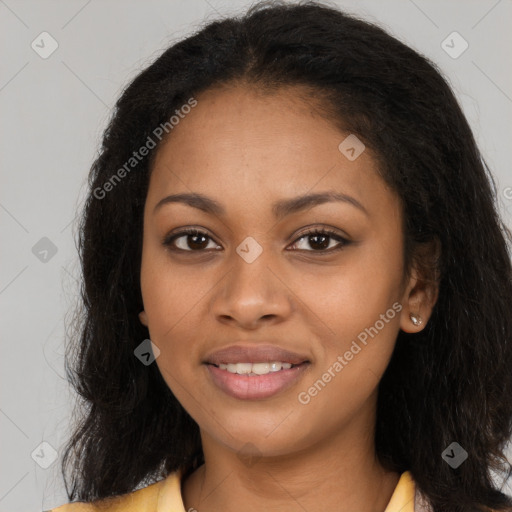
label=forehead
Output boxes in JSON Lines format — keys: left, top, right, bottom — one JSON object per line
{"left": 155, "top": 84, "right": 356, "bottom": 169}
{"left": 147, "top": 84, "right": 397, "bottom": 220}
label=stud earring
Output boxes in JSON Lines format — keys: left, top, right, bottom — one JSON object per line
{"left": 410, "top": 313, "right": 423, "bottom": 326}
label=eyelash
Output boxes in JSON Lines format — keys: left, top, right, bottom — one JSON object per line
{"left": 162, "top": 226, "right": 351, "bottom": 254}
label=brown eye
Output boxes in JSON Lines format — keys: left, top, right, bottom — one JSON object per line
{"left": 163, "top": 228, "right": 220, "bottom": 252}
{"left": 289, "top": 228, "right": 350, "bottom": 252}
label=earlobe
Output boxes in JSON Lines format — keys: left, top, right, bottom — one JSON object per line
{"left": 400, "top": 239, "right": 441, "bottom": 333}
{"left": 400, "top": 291, "right": 427, "bottom": 334}
{"left": 399, "top": 272, "right": 434, "bottom": 333}
{"left": 139, "top": 311, "right": 148, "bottom": 326}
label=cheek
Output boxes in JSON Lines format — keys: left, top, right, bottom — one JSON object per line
{"left": 297, "top": 318, "right": 400, "bottom": 433}
{"left": 140, "top": 244, "right": 203, "bottom": 336}
{"left": 305, "top": 248, "right": 403, "bottom": 397}
{"left": 139, "top": 251, "right": 196, "bottom": 374}
{"left": 311, "top": 259, "right": 403, "bottom": 346}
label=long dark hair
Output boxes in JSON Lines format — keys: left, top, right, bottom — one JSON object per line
{"left": 62, "top": 2, "right": 512, "bottom": 510}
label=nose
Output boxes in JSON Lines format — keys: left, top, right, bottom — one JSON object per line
{"left": 209, "top": 243, "right": 294, "bottom": 330}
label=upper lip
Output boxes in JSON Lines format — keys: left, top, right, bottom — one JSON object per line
{"left": 204, "top": 344, "right": 310, "bottom": 366}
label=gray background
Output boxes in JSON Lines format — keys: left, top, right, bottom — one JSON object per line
{"left": 1, "top": 0, "right": 511, "bottom": 510}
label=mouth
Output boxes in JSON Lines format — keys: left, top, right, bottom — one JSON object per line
{"left": 204, "top": 359, "right": 311, "bottom": 400}
{"left": 203, "top": 344, "right": 311, "bottom": 400}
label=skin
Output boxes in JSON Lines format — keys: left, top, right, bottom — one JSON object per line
{"left": 139, "top": 84, "right": 438, "bottom": 512}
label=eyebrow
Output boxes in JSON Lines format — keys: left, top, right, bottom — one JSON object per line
{"left": 153, "top": 191, "right": 368, "bottom": 219}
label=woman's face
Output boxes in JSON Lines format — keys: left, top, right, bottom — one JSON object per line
{"left": 139, "top": 84, "right": 430, "bottom": 459}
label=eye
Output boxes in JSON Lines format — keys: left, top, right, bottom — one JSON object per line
{"left": 162, "top": 226, "right": 350, "bottom": 254}
{"left": 163, "top": 228, "right": 221, "bottom": 252}
{"left": 289, "top": 227, "right": 350, "bottom": 253}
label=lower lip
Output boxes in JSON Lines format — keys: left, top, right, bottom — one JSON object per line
{"left": 205, "top": 363, "right": 310, "bottom": 400}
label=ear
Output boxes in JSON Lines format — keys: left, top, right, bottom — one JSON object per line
{"left": 139, "top": 310, "right": 149, "bottom": 327}
{"left": 400, "top": 238, "right": 441, "bottom": 334}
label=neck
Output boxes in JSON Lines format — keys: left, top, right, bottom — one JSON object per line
{"left": 182, "top": 399, "right": 400, "bottom": 512}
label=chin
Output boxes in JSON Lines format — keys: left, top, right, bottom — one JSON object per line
{"left": 209, "top": 420, "right": 310, "bottom": 458}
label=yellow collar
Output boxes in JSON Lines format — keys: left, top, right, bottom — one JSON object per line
{"left": 157, "top": 469, "right": 418, "bottom": 512}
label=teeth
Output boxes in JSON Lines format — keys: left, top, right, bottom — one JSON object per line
{"left": 252, "top": 363, "right": 270, "bottom": 375}
{"left": 218, "top": 361, "right": 294, "bottom": 375}
{"left": 229, "top": 363, "right": 252, "bottom": 374}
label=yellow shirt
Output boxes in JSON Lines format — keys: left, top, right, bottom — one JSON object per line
{"left": 50, "top": 470, "right": 419, "bottom": 511}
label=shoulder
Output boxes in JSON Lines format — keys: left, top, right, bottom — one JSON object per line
{"left": 49, "top": 470, "right": 183, "bottom": 512}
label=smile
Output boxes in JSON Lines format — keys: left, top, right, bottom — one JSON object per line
{"left": 205, "top": 361, "right": 310, "bottom": 400}
{"left": 217, "top": 361, "right": 295, "bottom": 375}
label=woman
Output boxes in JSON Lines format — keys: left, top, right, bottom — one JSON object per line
{"left": 51, "top": 1, "right": 512, "bottom": 511}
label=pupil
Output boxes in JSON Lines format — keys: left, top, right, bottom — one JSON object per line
{"left": 310, "top": 234, "right": 329, "bottom": 250}
{"left": 189, "top": 234, "right": 207, "bottom": 250}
